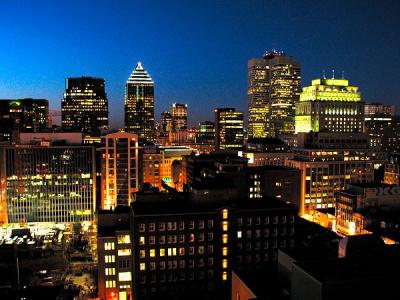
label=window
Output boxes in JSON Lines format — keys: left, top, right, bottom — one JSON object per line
{"left": 149, "top": 236, "right": 155, "bottom": 244}
{"left": 104, "top": 242, "right": 115, "bottom": 250}
{"left": 149, "top": 223, "right": 156, "bottom": 232}
{"left": 118, "top": 248, "right": 131, "bottom": 256}
{"left": 139, "top": 224, "right": 145, "bottom": 232}
{"left": 237, "top": 231, "right": 242, "bottom": 238}
{"left": 160, "top": 248, "right": 165, "bottom": 257}
{"left": 247, "top": 217, "right": 252, "bottom": 226}
{"left": 118, "top": 235, "right": 131, "bottom": 244}
{"left": 159, "top": 235, "right": 165, "bottom": 244}
{"left": 150, "top": 262, "right": 156, "bottom": 271}
{"left": 105, "top": 268, "right": 115, "bottom": 276}
{"left": 118, "top": 259, "right": 130, "bottom": 268}
{"left": 106, "top": 280, "right": 116, "bottom": 288}
{"left": 179, "top": 221, "right": 185, "bottom": 230}
{"left": 222, "top": 272, "right": 228, "bottom": 281}
{"left": 282, "top": 216, "right": 287, "bottom": 224}
{"left": 222, "top": 259, "right": 228, "bottom": 269}
{"left": 189, "top": 221, "right": 195, "bottom": 230}
{"left": 208, "top": 233, "right": 213, "bottom": 241}
{"left": 189, "top": 234, "right": 195, "bottom": 242}
{"left": 222, "top": 247, "right": 228, "bottom": 256}
{"left": 189, "top": 247, "right": 195, "bottom": 255}
{"left": 199, "top": 258, "right": 205, "bottom": 267}
{"left": 208, "top": 258, "right": 214, "bottom": 266}
{"left": 105, "top": 255, "right": 115, "bottom": 263}
{"left": 160, "top": 261, "right": 166, "bottom": 270}
{"left": 208, "top": 245, "right": 214, "bottom": 254}
{"left": 179, "top": 247, "right": 185, "bottom": 256}
{"left": 264, "top": 216, "right": 270, "bottom": 224}
{"left": 237, "top": 218, "right": 242, "bottom": 226}
{"left": 208, "top": 220, "right": 214, "bottom": 228}
{"left": 159, "top": 222, "right": 165, "bottom": 231}
{"left": 140, "top": 250, "right": 146, "bottom": 258}
{"left": 199, "top": 233, "right": 205, "bottom": 242}
{"left": 179, "top": 260, "right": 185, "bottom": 268}
{"left": 222, "top": 221, "right": 228, "bottom": 231}
{"left": 199, "top": 246, "right": 204, "bottom": 254}
{"left": 246, "top": 230, "right": 251, "bottom": 238}
{"left": 150, "top": 249, "right": 156, "bottom": 258}
{"left": 255, "top": 217, "right": 261, "bottom": 225}
{"left": 222, "top": 209, "right": 228, "bottom": 219}
{"left": 139, "top": 236, "right": 145, "bottom": 245}
{"left": 140, "top": 263, "right": 146, "bottom": 271}
{"left": 199, "top": 220, "right": 204, "bottom": 229}
{"left": 118, "top": 272, "right": 132, "bottom": 282}
{"left": 179, "top": 234, "right": 185, "bottom": 243}
{"left": 222, "top": 234, "right": 228, "bottom": 244}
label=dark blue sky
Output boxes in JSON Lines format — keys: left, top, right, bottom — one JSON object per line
{"left": 0, "top": 0, "right": 399, "bottom": 128}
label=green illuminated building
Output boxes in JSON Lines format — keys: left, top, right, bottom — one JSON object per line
{"left": 295, "top": 78, "right": 364, "bottom": 133}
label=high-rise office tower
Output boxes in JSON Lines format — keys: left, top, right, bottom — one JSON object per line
{"left": 215, "top": 108, "right": 244, "bottom": 151}
{"left": 295, "top": 78, "right": 364, "bottom": 134}
{"left": 61, "top": 77, "right": 109, "bottom": 136}
{"left": 0, "top": 99, "right": 48, "bottom": 141}
{"left": 0, "top": 133, "right": 95, "bottom": 224}
{"left": 101, "top": 131, "right": 140, "bottom": 209}
{"left": 196, "top": 121, "right": 215, "bottom": 144}
{"left": 364, "top": 103, "right": 395, "bottom": 148}
{"left": 248, "top": 51, "right": 301, "bottom": 138}
{"left": 160, "top": 111, "right": 173, "bottom": 133}
{"left": 171, "top": 103, "right": 188, "bottom": 131}
{"left": 125, "top": 62, "right": 155, "bottom": 141}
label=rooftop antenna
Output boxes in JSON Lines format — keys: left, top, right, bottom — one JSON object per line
{"left": 342, "top": 70, "right": 345, "bottom": 79}
{"left": 322, "top": 69, "right": 326, "bottom": 79}
{"left": 332, "top": 69, "right": 335, "bottom": 79}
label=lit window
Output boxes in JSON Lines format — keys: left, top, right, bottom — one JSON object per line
{"left": 105, "top": 268, "right": 115, "bottom": 276}
{"left": 118, "top": 272, "right": 132, "bottom": 282}
{"left": 237, "top": 231, "right": 242, "bottom": 238}
{"left": 118, "top": 249, "right": 131, "bottom": 256}
{"left": 105, "top": 280, "right": 116, "bottom": 288}
{"left": 222, "top": 221, "right": 228, "bottom": 231}
{"left": 160, "top": 248, "right": 165, "bottom": 257}
{"left": 179, "top": 247, "right": 185, "bottom": 256}
{"left": 118, "top": 235, "right": 131, "bottom": 244}
{"left": 222, "top": 247, "right": 228, "bottom": 256}
{"left": 222, "top": 209, "right": 228, "bottom": 219}
{"left": 104, "top": 242, "right": 115, "bottom": 250}
{"left": 222, "top": 259, "right": 228, "bottom": 269}
{"left": 140, "top": 263, "right": 146, "bottom": 271}
{"left": 222, "top": 234, "right": 228, "bottom": 244}
{"left": 139, "top": 250, "right": 145, "bottom": 258}
{"left": 222, "top": 271, "right": 228, "bottom": 281}
{"left": 150, "top": 249, "right": 155, "bottom": 258}
{"left": 139, "top": 236, "right": 145, "bottom": 245}
{"left": 105, "top": 255, "right": 115, "bottom": 263}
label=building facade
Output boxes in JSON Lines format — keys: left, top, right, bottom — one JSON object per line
{"left": 286, "top": 132, "right": 386, "bottom": 213}
{"left": 97, "top": 197, "right": 297, "bottom": 300}
{"left": 125, "top": 62, "right": 155, "bottom": 141}
{"left": 247, "top": 51, "right": 301, "bottom": 138}
{"left": 295, "top": 78, "right": 364, "bottom": 134}
{"left": 101, "top": 132, "right": 140, "bottom": 209}
{"left": 0, "top": 98, "right": 48, "bottom": 141}
{"left": 61, "top": 77, "right": 109, "bottom": 136}
{"left": 214, "top": 108, "right": 244, "bottom": 151}
{"left": 0, "top": 141, "right": 95, "bottom": 224}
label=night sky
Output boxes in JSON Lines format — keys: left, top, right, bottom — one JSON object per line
{"left": 0, "top": 0, "right": 399, "bottom": 128}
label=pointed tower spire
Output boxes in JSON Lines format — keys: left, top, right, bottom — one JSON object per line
{"left": 127, "top": 62, "right": 154, "bottom": 84}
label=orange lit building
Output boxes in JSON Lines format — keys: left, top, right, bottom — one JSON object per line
{"left": 142, "top": 145, "right": 162, "bottom": 190}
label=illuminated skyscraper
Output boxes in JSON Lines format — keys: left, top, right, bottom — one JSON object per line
{"left": 248, "top": 51, "right": 301, "bottom": 138}
{"left": 125, "top": 62, "right": 155, "bottom": 141}
{"left": 101, "top": 131, "right": 140, "bottom": 209}
{"left": 196, "top": 121, "right": 215, "bottom": 145}
{"left": 61, "top": 77, "right": 109, "bottom": 136}
{"left": 215, "top": 108, "right": 244, "bottom": 151}
{"left": 295, "top": 78, "right": 364, "bottom": 133}
{"left": 160, "top": 111, "right": 173, "bottom": 133}
{"left": 171, "top": 103, "right": 188, "bottom": 131}
{"left": 0, "top": 98, "right": 48, "bottom": 141}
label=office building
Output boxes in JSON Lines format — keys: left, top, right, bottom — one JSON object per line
{"left": 160, "top": 112, "right": 173, "bottom": 134}
{"left": 142, "top": 145, "right": 162, "bottom": 190}
{"left": 0, "top": 98, "right": 48, "bottom": 141}
{"left": 101, "top": 131, "right": 140, "bottom": 209}
{"left": 125, "top": 62, "right": 155, "bottom": 141}
{"left": 295, "top": 78, "right": 364, "bottom": 134}
{"left": 196, "top": 121, "right": 215, "bottom": 145}
{"left": 97, "top": 195, "right": 297, "bottom": 300}
{"left": 61, "top": 77, "right": 109, "bottom": 136}
{"left": 214, "top": 108, "right": 244, "bottom": 151}
{"left": 247, "top": 51, "right": 301, "bottom": 138}
{"left": 0, "top": 133, "right": 95, "bottom": 224}
{"left": 384, "top": 154, "right": 400, "bottom": 185}
{"left": 286, "top": 132, "right": 386, "bottom": 213}
{"left": 364, "top": 103, "right": 395, "bottom": 148}
{"left": 171, "top": 103, "right": 188, "bottom": 131}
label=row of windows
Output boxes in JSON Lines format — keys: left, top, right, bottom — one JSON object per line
{"left": 139, "top": 257, "right": 215, "bottom": 271}
{"left": 140, "top": 245, "right": 215, "bottom": 259}
{"left": 236, "top": 239, "right": 294, "bottom": 250}
{"left": 237, "top": 227, "right": 295, "bottom": 238}
{"left": 139, "top": 270, "right": 215, "bottom": 284}
{"left": 237, "top": 215, "right": 294, "bottom": 226}
{"left": 139, "top": 233, "right": 214, "bottom": 245}
{"left": 139, "top": 220, "right": 214, "bottom": 232}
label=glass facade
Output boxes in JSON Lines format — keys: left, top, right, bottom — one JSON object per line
{"left": 214, "top": 108, "right": 244, "bottom": 151}
{"left": 0, "top": 145, "right": 95, "bottom": 223}
{"left": 125, "top": 62, "right": 155, "bottom": 141}
{"left": 61, "top": 77, "right": 109, "bottom": 136}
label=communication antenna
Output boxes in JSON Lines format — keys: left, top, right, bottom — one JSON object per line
{"left": 342, "top": 70, "right": 345, "bottom": 79}
{"left": 322, "top": 70, "right": 326, "bottom": 79}
{"left": 332, "top": 69, "right": 335, "bottom": 79}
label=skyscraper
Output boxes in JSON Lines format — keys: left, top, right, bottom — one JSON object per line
{"left": 61, "top": 77, "right": 109, "bottom": 136}
{"left": 215, "top": 108, "right": 244, "bottom": 151}
{"left": 160, "top": 111, "right": 173, "bottom": 134}
{"left": 101, "top": 131, "right": 140, "bottom": 209}
{"left": 125, "top": 62, "right": 155, "bottom": 141}
{"left": 248, "top": 51, "right": 301, "bottom": 138}
{"left": 0, "top": 98, "right": 48, "bottom": 141}
{"left": 171, "top": 103, "right": 188, "bottom": 131}
{"left": 295, "top": 78, "right": 364, "bottom": 134}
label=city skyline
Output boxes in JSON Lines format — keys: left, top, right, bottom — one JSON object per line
{"left": 0, "top": 1, "right": 399, "bottom": 128}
